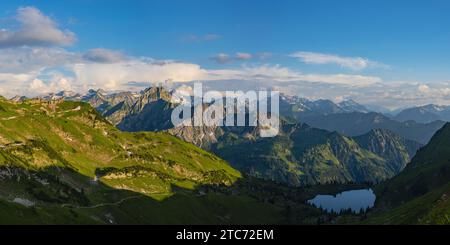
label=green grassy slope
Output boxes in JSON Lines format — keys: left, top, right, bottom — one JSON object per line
{"left": 364, "top": 183, "right": 450, "bottom": 224}
{"left": 0, "top": 98, "right": 328, "bottom": 224}
{"left": 365, "top": 123, "right": 450, "bottom": 224}
{"left": 0, "top": 98, "right": 240, "bottom": 199}
{"left": 0, "top": 98, "right": 282, "bottom": 224}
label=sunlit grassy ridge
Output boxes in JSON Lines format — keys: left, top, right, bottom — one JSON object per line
{"left": 0, "top": 98, "right": 240, "bottom": 200}
{"left": 0, "top": 97, "right": 335, "bottom": 224}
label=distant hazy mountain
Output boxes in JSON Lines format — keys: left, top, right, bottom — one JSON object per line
{"left": 40, "top": 89, "right": 141, "bottom": 124}
{"left": 300, "top": 112, "right": 445, "bottom": 144}
{"left": 279, "top": 95, "right": 369, "bottom": 121}
{"left": 393, "top": 104, "right": 450, "bottom": 123}
{"left": 41, "top": 90, "right": 82, "bottom": 101}
{"left": 9, "top": 95, "right": 28, "bottom": 102}
{"left": 364, "top": 104, "right": 393, "bottom": 114}
{"left": 338, "top": 99, "right": 370, "bottom": 113}
{"left": 45, "top": 88, "right": 378, "bottom": 126}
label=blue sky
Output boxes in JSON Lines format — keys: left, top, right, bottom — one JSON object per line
{"left": 1, "top": 0, "right": 450, "bottom": 108}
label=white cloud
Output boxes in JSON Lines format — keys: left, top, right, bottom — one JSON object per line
{"left": 296, "top": 73, "right": 382, "bottom": 86}
{"left": 82, "top": 48, "right": 127, "bottom": 63}
{"left": 29, "top": 79, "right": 47, "bottom": 91}
{"left": 204, "top": 65, "right": 381, "bottom": 86}
{"left": 0, "top": 6, "right": 76, "bottom": 48}
{"left": 0, "top": 73, "right": 33, "bottom": 83}
{"left": 0, "top": 42, "right": 385, "bottom": 97}
{"left": 334, "top": 96, "right": 345, "bottom": 102}
{"left": 212, "top": 52, "right": 269, "bottom": 63}
{"left": 418, "top": 84, "right": 430, "bottom": 93}
{"left": 72, "top": 61, "right": 206, "bottom": 91}
{"left": 211, "top": 53, "right": 231, "bottom": 64}
{"left": 0, "top": 47, "right": 77, "bottom": 73}
{"left": 290, "top": 51, "right": 385, "bottom": 70}
{"left": 255, "top": 52, "right": 272, "bottom": 60}
{"left": 235, "top": 52, "right": 252, "bottom": 60}
{"left": 24, "top": 74, "right": 74, "bottom": 96}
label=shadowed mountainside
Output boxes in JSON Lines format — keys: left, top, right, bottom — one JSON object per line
{"left": 366, "top": 123, "right": 450, "bottom": 224}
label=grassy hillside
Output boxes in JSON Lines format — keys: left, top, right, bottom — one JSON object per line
{"left": 1, "top": 98, "right": 286, "bottom": 224}
{"left": 365, "top": 123, "right": 450, "bottom": 224}
{"left": 364, "top": 183, "right": 450, "bottom": 224}
{"left": 0, "top": 98, "right": 240, "bottom": 198}
{"left": 0, "top": 97, "right": 333, "bottom": 224}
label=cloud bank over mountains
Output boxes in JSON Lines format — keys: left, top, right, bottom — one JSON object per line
{"left": 0, "top": 6, "right": 447, "bottom": 109}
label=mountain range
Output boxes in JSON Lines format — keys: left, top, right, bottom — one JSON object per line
{"left": 279, "top": 95, "right": 369, "bottom": 119}
{"left": 0, "top": 96, "right": 296, "bottom": 224}
{"left": 0, "top": 96, "right": 379, "bottom": 224}
{"left": 33, "top": 88, "right": 450, "bottom": 127}
{"left": 211, "top": 125, "right": 421, "bottom": 186}
{"left": 392, "top": 104, "right": 450, "bottom": 123}
{"left": 25, "top": 87, "right": 430, "bottom": 186}
{"left": 300, "top": 112, "right": 445, "bottom": 144}
{"left": 3, "top": 87, "right": 450, "bottom": 224}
